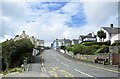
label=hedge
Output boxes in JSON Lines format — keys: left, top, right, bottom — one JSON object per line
{"left": 60, "top": 46, "right": 66, "bottom": 50}
{"left": 66, "top": 45, "right": 73, "bottom": 52}
{"left": 66, "top": 44, "right": 109, "bottom": 55}
{"left": 111, "top": 42, "right": 120, "bottom": 46}
{"left": 82, "top": 41, "right": 111, "bottom": 46}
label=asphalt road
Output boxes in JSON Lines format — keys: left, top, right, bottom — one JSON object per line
{"left": 2, "top": 49, "right": 119, "bottom": 78}
{"left": 42, "top": 49, "right": 119, "bottom": 78}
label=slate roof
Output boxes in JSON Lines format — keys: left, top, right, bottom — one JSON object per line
{"left": 79, "top": 33, "right": 96, "bottom": 40}
{"left": 102, "top": 27, "right": 120, "bottom": 34}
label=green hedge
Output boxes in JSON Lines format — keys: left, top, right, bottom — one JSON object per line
{"left": 111, "top": 42, "right": 120, "bottom": 46}
{"left": 2, "top": 38, "right": 34, "bottom": 71}
{"left": 66, "top": 45, "right": 73, "bottom": 52}
{"left": 82, "top": 41, "right": 111, "bottom": 46}
{"left": 60, "top": 46, "right": 66, "bottom": 50}
{"left": 71, "top": 44, "right": 101, "bottom": 55}
{"left": 66, "top": 44, "right": 109, "bottom": 55}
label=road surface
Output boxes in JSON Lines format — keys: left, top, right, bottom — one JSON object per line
{"left": 2, "top": 49, "right": 119, "bottom": 79}
{"left": 42, "top": 49, "right": 119, "bottom": 78}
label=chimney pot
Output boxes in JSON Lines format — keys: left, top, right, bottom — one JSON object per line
{"left": 110, "top": 24, "right": 113, "bottom": 28}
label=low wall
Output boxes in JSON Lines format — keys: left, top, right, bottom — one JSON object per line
{"left": 60, "top": 49, "right": 109, "bottom": 63}
{"left": 74, "top": 54, "right": 109, "bottom": 63}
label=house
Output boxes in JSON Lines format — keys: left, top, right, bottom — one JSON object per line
{"left": 62, "top": 38, "right": 71, "bottom": 46}
{"left": 52, "top": 38, "right": 71, "bottom": 50}
{"left": 79, "top": 33, "right": 97, "bottom": 43}
{"left": 14, "top": 31, "right": 29, "bottom": 41}
{"left": 14, "top": 31, "right": 44, "bottom": 48}
{"left": 97, "top": 24, "right": 120, "bottom": 44}
{"left": 71, "top": 39, "right": 79, "bottom": 45}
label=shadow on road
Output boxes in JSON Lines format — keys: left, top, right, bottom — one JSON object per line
{"left": 32, "top": 55, "right": 43, "bottom": 64}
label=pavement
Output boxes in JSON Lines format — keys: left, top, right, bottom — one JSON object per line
{"left": 2, "top": 55, "right": 49, "bottom": 77}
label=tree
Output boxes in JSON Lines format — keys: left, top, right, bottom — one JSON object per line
{"left": 97, "top": 30, "right": 106, "bottom": 42}
{"left": 102, "top": 32, "right": 106, "bottom": 42}
{"left": 2, "top": 38, "right": 34, "bottom": 71}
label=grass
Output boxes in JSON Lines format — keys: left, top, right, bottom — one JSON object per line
{"left": 0, "top": 67, "right": 23, "bottom": 75}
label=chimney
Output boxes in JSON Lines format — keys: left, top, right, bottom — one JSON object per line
{"left": 110, "top": 24, "right": 113, "bottom": 28}
{"left": 32, "top": 36, "right": 34, "bottom": 38}
{"left": 23, "top": 31, "right": 25, "bottom": 34}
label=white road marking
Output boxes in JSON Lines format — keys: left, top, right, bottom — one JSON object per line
{"left": 75, "top": 69, "right": 94, "bottom": 77}
{"left": 43, "top": 67, "right": 46, "bottom": 71}
{"left": 56, "top": 59, "right": 60, "bottom": 61}
{"left": 61, "top": 62, "right": 69, "bottom": 67}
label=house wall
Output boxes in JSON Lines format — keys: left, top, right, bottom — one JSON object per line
{"left": 111, "top": 34, "right": 120, "bottom": 44}
{"left": 101, "top": 28, "right": 110, "bottom": 42}
{"left": 14, "top": 31, "right": 44, "bottom": 48}
{"left": 97, "top": 28, "right": 116, "bottom": 43}
{"left": 72, "top": 40, "right": 79, "bottom": 45}
{"left": 78, "top": 37, "right": 82, "bottom": 43}
{"left": 83, "top": 38, "right": 96, "bottom": 42}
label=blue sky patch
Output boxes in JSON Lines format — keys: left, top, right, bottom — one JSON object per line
{"left": 29, "top": 2, "right": 67, "bottom": 12}
{"left": 66, "top": 12, "right": 86, "bottom": 27}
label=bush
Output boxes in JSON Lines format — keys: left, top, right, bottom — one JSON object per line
{"left": 66, "top": 45, "right": 72, "bottom": 52}
{"left": 2, "top": 58, "right": 6, "bottom": 71}
{"left": 82, "top": 41, "right": 111, "bottom": 46}
{"left": 111, "top": 42, "right": 120, "bottom": 46}
{"left": 2, "top": 38, "right": 34, "bottom": 71}
{"left": 60, "top": 46, "right": 66, "bottom": 50}
{"left": 71, "top": 44, "right": 96, "bottom": 55}
{"left": 72, "top": 44, "right": 82, "bottom": 55}
{"left": 94, "top": 45, "right": 109, "bottom": 54}
{"left": 71, "top": 44, "right": 108, "bottom": 55}
{"left": 1, "top": 67, "right": 22, "bottom": 75}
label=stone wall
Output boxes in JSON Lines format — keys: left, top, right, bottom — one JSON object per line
{"left": 60, "top": 49, "right": 109, "bottom": 63}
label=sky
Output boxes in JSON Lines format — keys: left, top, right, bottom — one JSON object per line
{"left": 0, "top": 0, "right": 119, "bottom": 46}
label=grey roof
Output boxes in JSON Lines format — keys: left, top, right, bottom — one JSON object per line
{"left": 64, "top": 39, "right": 71, "bottom": 42}
{"left": 102, "top": 27, "right": 120, "bottom": 34}
{"left": 79, "top": 33, "right": 96, "bottom": 39}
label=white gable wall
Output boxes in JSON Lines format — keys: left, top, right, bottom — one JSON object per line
{"left": 97, "top": 27, "right": 119, "bottom": 44}
{"left": 111, "top": 33, "right": 120, "bottom": 44}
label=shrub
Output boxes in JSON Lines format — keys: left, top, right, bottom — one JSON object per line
{"left": 82, "top": 41, "right": 111, "bottom": 46}
{"left": 72, "top": 44, "right": 82, "bottom": 55}
{"left": 94, "top": 45, "right": 109, "bottom": 54}
{"left": 94, "top": 48, "right": 103, "bottom": 54}
{"left": 71, "top": 44, "right": 96, "bottom": 55}
{"left": 66, "top": 45, "right": 72, "bottom": 52}
{"left": 2, "top": 38, "right": 34, "bottom": 71}
{"left": 60, "top": 46, "right": 66, "bottom": 50}
{"left": 71, "top": 44, "right": 107, "bottom": 55}
{"left": 111, "top": 42, "right": 120, "bottom": 46}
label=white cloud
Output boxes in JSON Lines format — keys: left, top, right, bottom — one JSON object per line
{"left": 2, "top": 2, "right": 27, "bottom": 20}
{"left": 83, "top": 2, "right": 118, "bottom": 26}
{"left": 61, "top": 2, "right": 82, "bottom": 15}
{"left": 1, "top": 2, "right": 29, "bottom": 38}
{"left": 0, "top": 1, "right": 118, "bottom": 46}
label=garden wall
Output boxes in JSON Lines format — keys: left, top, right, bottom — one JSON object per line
{"left": 60, "top": 49, "right": 109, "bottom": 63}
